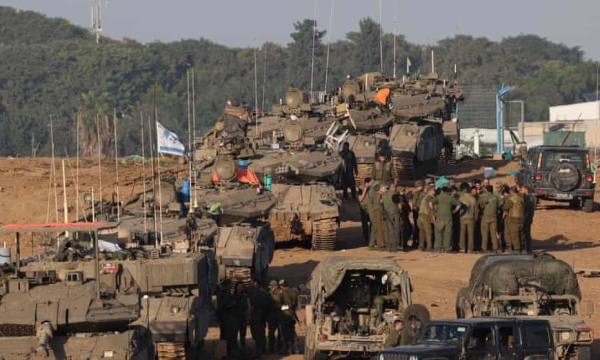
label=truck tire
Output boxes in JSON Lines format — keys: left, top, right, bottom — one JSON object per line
{"left": 403, "top": 303, "right": 430, "bottom": 324}
{"left": 455, "top": 287, "right": 473, "bottom": 318}
{"left": 577, "top": 345, "right": 592, "bottom": 360}
{"left": 583, "top": 198, "right": 594, "bottom": 213}
{"left": 550, "top": 162, "right": 581, "bottom": 192}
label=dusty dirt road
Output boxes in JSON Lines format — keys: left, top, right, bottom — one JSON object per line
{"left": 0, "top": 157, "right": 599, "bottom": 359}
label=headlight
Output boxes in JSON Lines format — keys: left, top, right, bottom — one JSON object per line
{"left": 575, "top": 326, "right": 593, "bottom": 343}
{"left": 102, "top": 350, "right": 114, "bottom": 358}
{"left": 560, "top": 331, "right": 571, "bottom": 341}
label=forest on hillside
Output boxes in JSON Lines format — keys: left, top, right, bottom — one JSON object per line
{"left": 0, "top": 6, "right": 597, "bottom": 157}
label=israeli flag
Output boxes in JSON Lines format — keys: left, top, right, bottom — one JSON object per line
{"left": 156, "top": 121, "right": 185, "bottom": 156}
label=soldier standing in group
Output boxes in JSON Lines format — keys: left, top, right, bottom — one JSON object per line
{"left": 397, "top": 186, "right": 413, "bottom": 250}
{"left": 217, "top": 279, "right": 234, "bottom": 348}
{"left": 266, "top": 280, "right": 282, "bottom": 353}
{"left": 411, "top": 180, "right": 425, "bottom": 249}
{"left": 502, "top": 186, "right": 525, "bottom": 253}
{"left": 522, "top": 186, "right": 536, "bottom": 253}
{"left": 369, "top": 182, "right": 387, "bottom": 250}
{"left": 417, "top": 186, "right": 436, "bottom": 251}
{"left": 433, "top": 187, "right": 462, "bottom": 252}
{"left": 458, "top": 183, "right": 479, "bottom": 253}
{"left": 277, "top": 280, "right": 298, "bottom": 355}
{"left": 339, "top": 142, "right": 358, "bottom": 199}
{"left": 383, "top": 184, "right": 401, "bottom": 252}
{"left": 372, "top": 153, "right": 397, "bottom": 186}
{"left": 250, "top": 279, "right": 272, "bottom": 357}
{"left": 358, "top": 178, "right": 374, "bottom": 243}
{"left": 232, "top": 282, "right": 250, "bottom": 349}
{"left": 479, "top": 185, "right": 501, "bottom": 253}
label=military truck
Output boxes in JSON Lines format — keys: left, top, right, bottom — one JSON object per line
{"left": 304, "top": 257, "right": 430, "bottom": 358}
{"left": 268, "top": 184, "right": 340, "bottom": 251}
{"left": 455, "top": 253, "right": 594, "bottom": 360}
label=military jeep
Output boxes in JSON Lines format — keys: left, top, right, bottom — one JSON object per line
{"left": 521, "top": 145, "right": 595, "bottom": 212}
{"left": 456, "top": 254, "right": 594, "bottom": 360}
{"left": 304, "top": 257, "right": 430, "bottom": 358}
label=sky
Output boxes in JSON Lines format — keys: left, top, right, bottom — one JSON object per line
{"left": 3, "top": 0, "right": 600, "bottom": 60}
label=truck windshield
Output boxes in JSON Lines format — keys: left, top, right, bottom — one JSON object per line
{"left": 541, "top": 151, "right": 586, "bottom": 170}
{"left": 416, "top": 324, "right": 468, "bottom": 345}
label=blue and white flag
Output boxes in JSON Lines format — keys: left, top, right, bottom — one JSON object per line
{"left": 156, "top": 121, "right": 185, "bottom": 156}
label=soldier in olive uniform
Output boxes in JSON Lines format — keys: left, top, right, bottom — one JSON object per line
{"left": 417, "top": 186, "right": 436, "bottom": 251}
{"left": 266, "top": 280, "right": 282, "bottom": 353}
{"left": 432, "top": 187, "right": 462, "bottom": 252}
{"left": 370, "top": 182, "right": 387, "bottom": 250}
{"left": 502, "top": 186, "right": 525, "bottom": 253}
{"left": 372, "top": 154, "right": 397, "bottom": 186}
{"left": 458, "top": 183, "right": 479, "bottom": 253}
{"left": 232, "top": 282, "right": 250, "bottom": 349}
{"left": 250, "top": 279, "right": 273, "bottom": 357}
{"left": 358, "top": 177, "right": 374, "bottom": 243}
{"left": 277, "top": 280, "right": 298, "bottom": 355}
{"left": 411, "top": 180, "right": 425, "bottom": 249}
{"left": 397, "top": 186, "right": 413, "bottom": 250}
{"left": 383, "top": 184, "right": 401, "bottom": 251}
{"left": 522, "top": 186, "right": 535, "bottom": 253}
{"left": 478, "top": 185, "right": 501, "bottom": 252}
{"left": 384, "top": 319, "right": 404, "bottom": 349}
{"left": 339, "top": 142, "right": 358, "bottom": 199}
{"left": 216, "top": 279, "right": 234, "bottom": 347}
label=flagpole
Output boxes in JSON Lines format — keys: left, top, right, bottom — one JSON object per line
{"left": 97, "top": 113, "right": 103, "bottom": 217}
{"left": 191, "top": 67, "right": 198, "bottom": 210}
{"left": 148, "top": 115, "right": 158, "bottom": 247}
{"left": 186, "top": 69, "right": 192, "bottom": 212}
{"left": 113, "top": 109, "right": 120, "bottom": 222}
{"left": 156, "top": 129, "right": 164, "bottom": 247}
{"left": 141, "top": 111, "right": 147, "bottom": 234}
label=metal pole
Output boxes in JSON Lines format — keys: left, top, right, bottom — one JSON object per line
{"left": 94, "top": 229, "right": 100, "bottom": 300}
{"left": 61, "top": 160, "right": 69, "bottom": 244}
{"left": 97, "top": 114, "right": 103, "bottom": 216}
{"left": 379, "top": 0, "right": 383, "bottom": 74}
{"left": 114, "top": 109, "right": 120, "bottom": 222}
{"left": 141, "top": 112, "right": 147, "bottom": 234}
{"left": 50, "top": 116, "right": 59, "bottom": 223}
{"left": 324, "top": 0, "right": 334, "bottom": 93}
{"left": 310, "top": 0, "right": 317, "bottom": 98}
{"left": 15, "top": 232, "right": 20, "bottom": 275}
{"left": 91, "top": 187, "right": 95, "bottom": 222}
{"left": 76, "top": 113, "right": 80, "bottom": 222}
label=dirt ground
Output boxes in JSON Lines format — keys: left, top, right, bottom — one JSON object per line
{"left": 0, "top": 156, "right": 599, "bottom": 359}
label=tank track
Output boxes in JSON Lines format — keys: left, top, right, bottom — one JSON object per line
{"left": 156, "top": 342, "right": 186, "bottom": 360}
{"left": 392, "top": 155, "right": 415, "bottom": 181}
{"left": 311, "top": 218, "right": 338, "bottom": 251}
{"left": 356, "top": 163, "right": 373, "bottom": 187}
{"left": 226, "top": 266, "right": 252, "bottom": 291}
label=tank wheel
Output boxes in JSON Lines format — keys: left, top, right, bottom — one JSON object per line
{"left": 456, "top": 287, "right": 473, "bottom": 318}
{"left": 392, "top": 155, "right": 415, "bottom": 181}
{"left": 356, "top": 163, "right": 373, "bottom": 187}
{"left": 403, "top": 303, "right": 430, "bottom": 324}
{"left": 156, "top": 341, "right": 186, "bottom": 360}
{"left": 225, "top": 266, "right": 252, "bottom": 292}
{"left": 311, "top": 219, "right": 338, "bottom": 251}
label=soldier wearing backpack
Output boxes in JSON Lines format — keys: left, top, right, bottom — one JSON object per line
{"left": 502, "top": 186, "right": 525, "bottom": 253}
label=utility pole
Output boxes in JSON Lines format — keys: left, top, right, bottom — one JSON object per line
{"left": 91, "top": 0, "right": 103, "bottom": 44}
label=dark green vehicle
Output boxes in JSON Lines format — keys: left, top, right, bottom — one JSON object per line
{"left": 521, "top": 145, "right": 595, "bottom": 212}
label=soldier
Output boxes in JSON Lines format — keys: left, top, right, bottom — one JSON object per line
{"left": 372, "top": 153, "right": 397, "bottom": 186}
{"left": 339, "top": 142, "right": 358, "bottom": 199}
{"left": 479, "top": 185, "right": 501, "bottom": 253}
{"left": 502, "top": 186, "right": 525, "bottom": 253}
{"left": 216, "top": 279, "right": 234, "bottom": 346}
{"left": 397, "top": 186, "right": 413, "bottom": 250}
{"left": 384, "top": 319, "right": 404, "bottom": 349}
{"left": 250, "top": 279, "right": 272, "bottom": 357}
{"left": 266, "top": 280, "right": 282, "bottom": 353}
{"left": 473, "top": 179, "right": 482, "bottom": 194}
{"left": 358, "top": 177, "right": 374, "bottom": 243}
{"left": 369, "top": 182, "right": 387, "bottom": 250}
{"left": 522, "top": 186, "right": 536, "bottom": 253}
{"left": 458, "top": 184, "right": 479, "bottom": 253}
{"left": 383, "top": 183, "right": 401, "bottom": 252}
{"left": 411, "top": 180, "right": 425, "bottom": 249}
{"left": 400, "top": 315, "right": 420, "bottom": 346}
{"left": 417, "top": 186, "right": 436, "bottom": 251}
{"left": 232, "top": 282, "right": 250, "bottom": 349}
{"left": 432, "top": 186, "right": 462, "bottom": 252}
{"left": 277, "top": 279, "right": 298, "bottom": 355}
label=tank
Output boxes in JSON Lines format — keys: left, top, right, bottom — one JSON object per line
{"left": 388, "top": 121, "right": 445, "bottom": 180}
{"left": 346, "top": 134, "right": 388, "bottom": 187}
{"left": 268, "top": 184, "right": 340, "bottom": 250}
{"left": 0, "top": 270, "right": 150, "bottom": 359}
{"left": 216, "top": 222, "right": 275, "bottom": 289}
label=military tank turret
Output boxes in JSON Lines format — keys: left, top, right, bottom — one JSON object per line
{"left": 388, "top": 121, "right": 444, "bottom": 180}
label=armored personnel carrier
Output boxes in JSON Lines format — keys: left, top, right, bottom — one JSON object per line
{"left": 267, "top": 183, "right": 340, "bottom": 250}
{"left": 456, "top": 253, "right": 594, "bottom": 360}
{"left": 304, "top": 257, "right": 430, "bottom": 359}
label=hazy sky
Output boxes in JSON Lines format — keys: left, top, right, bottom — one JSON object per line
{"left": 3, "top": 0, "right": 600, "bottom": 60}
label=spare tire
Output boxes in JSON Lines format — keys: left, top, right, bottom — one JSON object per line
{"left": 550, "top": 162, "right": 580, "bottom": 192}
{"left": 403, "top": 303, "right": 430, "bottom": 324}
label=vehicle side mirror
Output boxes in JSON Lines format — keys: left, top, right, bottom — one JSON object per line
{"left": 581, "top": 300, "right": 594, "bottom": 317}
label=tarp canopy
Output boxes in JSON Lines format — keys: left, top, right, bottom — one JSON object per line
{"left": 309, "top": 257, "right": 411, "bottom": 305}
{"left": 468, "top": 254, "right": 581, "bottom": 298}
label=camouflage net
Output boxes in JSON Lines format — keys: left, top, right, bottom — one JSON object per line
{"left": 468, "top": 254, "right": 581, "bottom": 298}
